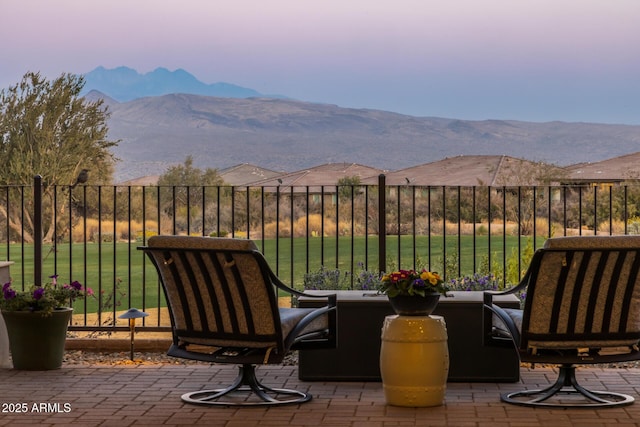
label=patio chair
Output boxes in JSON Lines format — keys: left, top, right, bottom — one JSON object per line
{"left": 484, "top": 235, "right": 640, "bottom": 408}
{"left": 139, "top": 235, "right": 337, "bottom": 406}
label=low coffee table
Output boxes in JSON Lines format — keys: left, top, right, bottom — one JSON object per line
{"left": 298, "top": 290, "right": 520, "bottom": 382}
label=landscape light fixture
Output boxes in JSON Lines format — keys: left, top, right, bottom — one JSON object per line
{"left": 118, "top": 308, "right": 149, "bottom": 360}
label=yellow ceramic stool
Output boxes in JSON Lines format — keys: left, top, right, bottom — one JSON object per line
{"left": 380, "top": 315, "right": 449, "bottom": 407}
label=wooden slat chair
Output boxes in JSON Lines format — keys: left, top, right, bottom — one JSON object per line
{"left": 139, "top": 235, "right": 337, "bottom": 406}
{"left": 484, "top": 235, "right": 640, "bottom": 408}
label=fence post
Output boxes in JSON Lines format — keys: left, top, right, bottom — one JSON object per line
{"left": 33, "top": 175, "right": 43, "bottom": 286}
{"left": 378, "top": 174, "right": 386, "bottom": 273}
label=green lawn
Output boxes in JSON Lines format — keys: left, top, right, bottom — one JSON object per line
{"left": 1, "top": 234, "right": 544, "bottom": 315}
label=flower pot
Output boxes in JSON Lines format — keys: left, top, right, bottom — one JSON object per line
{"left": 388, "top": 293, "right": 440, "bottom": 316}
{"left": 0, "top": 313, "right": 11, "bottom": 368}
{"left": 1, "top": 307, "right": 72, "bottom": 370}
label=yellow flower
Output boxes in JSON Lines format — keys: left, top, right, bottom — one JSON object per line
{"left": 421, "top": 271, "right": 439, "bottom": 285}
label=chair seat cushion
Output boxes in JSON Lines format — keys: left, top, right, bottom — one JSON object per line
{"left": 492, "top": 308, "right": 523, "bottom": 339}
{"left": 528, "top": 338, "right": 640, "bottom": 350}
{"left": 279, "top": 307, "right": 329, "bottom": 342}
{"left": 175, "top": 308, "right": 329, "bottom": 350}
{"left": 503, "top": 308, "right": 523, "bottom": 333}
{"left": 494, "top": 307, "right": 640, "bottom": 350}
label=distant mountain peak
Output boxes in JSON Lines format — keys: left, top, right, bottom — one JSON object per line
{"left": 82, "top": 90, "right": 119, "bottom": 108}
{"left": 81, "top": 66, "right": 264, "bottom": 102}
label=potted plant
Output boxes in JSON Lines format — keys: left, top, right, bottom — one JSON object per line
{"left": 0, "top": 275, "right": 92, "bottom": 370}
{"left": 378, "top": 269, "right": 448, "bottom": 316}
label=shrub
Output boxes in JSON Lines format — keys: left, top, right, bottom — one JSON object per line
{"left": 303, "top": 266, "right": 351, "bottom": 291}
{"left": 353, "top": 262, "right": 381, "bottom": 291}
{"left": 262, "top": 222, "right": 291, "bottom": 238}
{"left": 448, "top": 273, "right": 499, "bottom": 291}
{"left": 135, "top": 230, "right": 158, "bottom": 242}
{"left": 302, "top": 264, "right": 381, "bottom": 291}
{"left": 293, "top": 214, "right": 332, "bottom": 237}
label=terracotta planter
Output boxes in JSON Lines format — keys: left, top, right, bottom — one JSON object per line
{"left": 388, "top": 293, "right": 440, "bottom": 316}
{"left": 1, "top": 308, "right": 72, "bottom": 370}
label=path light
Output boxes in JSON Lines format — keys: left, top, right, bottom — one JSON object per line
{"left": 118, "top": 308, "right": 148, "bottom": 360}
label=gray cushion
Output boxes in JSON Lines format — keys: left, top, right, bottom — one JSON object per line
{"left": 279, "top": 307, "right": 329, "bottom": 341}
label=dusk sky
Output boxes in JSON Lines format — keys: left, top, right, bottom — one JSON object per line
{"left": 1, "top": 0, "right": 639, "bottom": 124}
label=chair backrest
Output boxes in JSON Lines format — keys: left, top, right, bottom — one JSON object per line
{"left": 143, "top": 235, "right": 285, "bottom": 351}
{"left": 520, "top": 235, "right": 640, "bottom": 352}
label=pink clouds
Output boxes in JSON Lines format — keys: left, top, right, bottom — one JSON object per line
{"left": 1, "top": 0, "right": 639, "bottom": 123}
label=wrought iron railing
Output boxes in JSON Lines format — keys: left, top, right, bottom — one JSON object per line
{"left": 1, "top": 175, "right": 638, "bottom": 332}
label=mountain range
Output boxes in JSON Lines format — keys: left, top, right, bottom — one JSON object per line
{"left": 80, "top": 67, "right": 640, "bottom": 183}
{"left": 82, "top": 66, "right": 268, "bottom": 102}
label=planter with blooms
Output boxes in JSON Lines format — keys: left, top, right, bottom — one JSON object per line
{"left": 379, "top": 269, "right": 448, "bottom": 297}
{"left": 1, "top": 275, "right": 92, "bottom": 315}
{"left": 378, "top": 269, "right": 448, "bottom": 316}
{"left": 0, "top": 275, "right": 93, "bottom": 370}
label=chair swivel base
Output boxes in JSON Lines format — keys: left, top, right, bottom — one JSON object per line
{"left": 501, "top": 364, "right": 634, "bottom": 408}
{"left": 181, "top": 364, "right": 312, "bottom": 406}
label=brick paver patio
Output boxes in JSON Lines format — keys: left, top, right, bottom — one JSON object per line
{"left": 2, "top": 363, "right": 640, "bottom": 426}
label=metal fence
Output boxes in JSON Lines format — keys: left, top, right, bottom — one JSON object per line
{"left": 1, "top": 175, "right": 639, "bottom": 333}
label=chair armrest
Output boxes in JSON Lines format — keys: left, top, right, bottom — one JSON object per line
{"left": 266, "top": 269, "right": 337, "bottom": 305}
{"left": 483, "top": 275, "right": 529, "bottom": 300}
{"left": 297, "top": 292, "right": 338, "bottom": 308}
{"left": 484, "top": 302, "right": 521, "bottom": 341}
{"left": 257, "top": 255, "right": 338, "bottom": 350}
{"left": 483, "top": 247, "right": 541, "bottom": 302}
{"left": 482, "top": 276, "right": 526, "bottom": 318}
{"left": 287, "top": 302, "right": 338, "bottom": 350}
{"left": 286, "top": 291, "right": 338, "bottom": 350}
{"left": 483, "top": 291, "right": 522, "bottom": 349}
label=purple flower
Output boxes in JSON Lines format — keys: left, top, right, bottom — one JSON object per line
{"left": 33, "top": 287, "right": 45, "bottom": 300}
{"left": 3, "top": 287, "right": 16, "bottom": 300}
{"left": 0, "top": 275, "right": 92, "bottom": 313}
{"left": 49, "top": 274, "right": 58, "bottom": 286}
{"left": 413, "top": 278, "right": 426, "bottom": 288}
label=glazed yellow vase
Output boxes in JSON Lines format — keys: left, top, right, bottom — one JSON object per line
{"left": 380, "top": 315, "right": 449, "bottom": 407}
